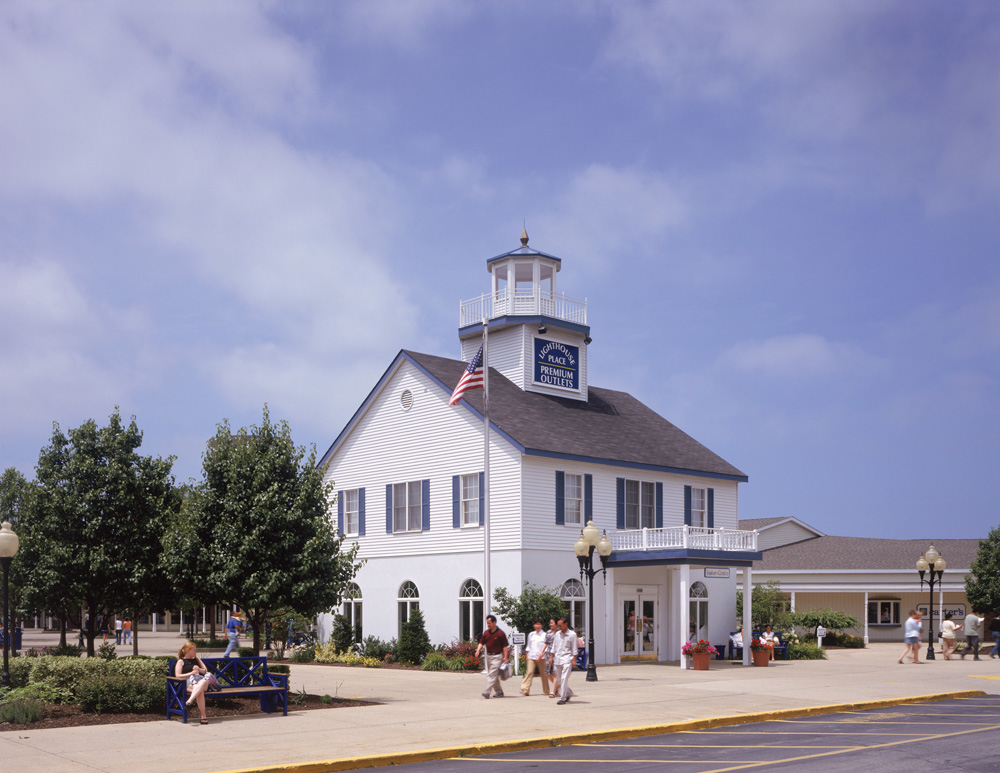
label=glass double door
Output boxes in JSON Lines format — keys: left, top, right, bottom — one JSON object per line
{"left": 620, "top": 587, "right": 658, "bottom": 662}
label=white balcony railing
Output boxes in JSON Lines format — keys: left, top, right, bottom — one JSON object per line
{"left": 459, "top": 289, "right": 588, "bottom": 328}
{"left": 610, "top": 525, "right": 758, "bottom": 554}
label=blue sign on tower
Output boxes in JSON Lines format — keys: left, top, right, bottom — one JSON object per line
{"left": 534, "top": 338, "right": 579, "bottom": 391}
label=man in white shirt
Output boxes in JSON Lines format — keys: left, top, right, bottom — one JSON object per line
{"left": 520, "top": 620, "right": 549, "bottom": 696}
{"left": 551, "top": 617, "right": 578, "bottom": 705}
{"left": 961, "top": 612, "right": 984, "bottom": 661}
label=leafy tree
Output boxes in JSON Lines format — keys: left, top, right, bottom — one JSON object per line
{"left": 182, "top": 406, "right": 361, "bottom": 655}
{"left": 965, "top": 525, "right": 1000, "bottom": 614}
{"left": 0, "top": 468, "right": 31, "bottom": 631}
{"left": 19, "top": 410, "right": 178, "bottom": 656}
{"left": 736, "top": 579, "right": 794, "bottom": 631}
{"left": 493, "top": 582, "right": 566, "bottom": 635}
{"left": 792, "top": 608, "right": 860, "bottom": 638}
{"left": 398, "top": 607, "right": 431, "bottom": 664}
{"left": 331, "top": 614, "right": 357, "bottom": 654}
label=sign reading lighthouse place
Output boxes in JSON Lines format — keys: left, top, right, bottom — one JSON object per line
{"left": 534, "top": 337, "right": 580, "bottom": 391}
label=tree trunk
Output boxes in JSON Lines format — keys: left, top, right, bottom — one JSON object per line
{"left": 209, "top": 605, "right": 217, "bottom": 643}
{"left": 133, "top": 626, "right": 139, "bottom": 657}
{"left": 59, "top": 616, "right": 67, "bottom": 648}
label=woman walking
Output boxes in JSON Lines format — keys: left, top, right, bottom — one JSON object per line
{"left": 899, "top": 610, "right": 923, "bottom": 664}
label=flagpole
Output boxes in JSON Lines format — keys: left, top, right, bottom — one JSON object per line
{"left": 482, "top": 316, "right": 491, "bottom": 622}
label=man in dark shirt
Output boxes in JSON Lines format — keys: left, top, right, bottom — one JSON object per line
{"left": 475, "top": 615, "right": 509, "bottom": 698}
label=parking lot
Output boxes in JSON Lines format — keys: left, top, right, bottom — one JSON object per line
{"left": 402, "top": 695, "right": 1000, "bottom": 772}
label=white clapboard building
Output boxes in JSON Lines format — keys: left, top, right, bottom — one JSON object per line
{"left": 317, "top": 232, "right": 761, "bottom": 666}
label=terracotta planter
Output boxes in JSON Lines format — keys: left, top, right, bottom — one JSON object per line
{"left": 691, "top": 652, "right": 712, "bottom": 670}
{"left": 752, "top": 649, "right": 770, "bottom": 667}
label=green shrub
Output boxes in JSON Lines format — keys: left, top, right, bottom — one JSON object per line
{"left": 0, "top": 699, "right": 43, "bottom": 724}
{"left": 269, "top": 663, "right": 290, "bottom": 674}
{"left": 237, "top": 647, "right": 255, "bottom": 657}
{"left": 320, "top": 694, "right": 333, "bottom": 704}
{"left": 788, "top": 641, "right": 826, "bottom": 660}
{"left": 331, "top": 614, "right": 356, "bottom": 655}
{"left": 96, "top": 641, "right": 118, "bottom": 660}
{"left": 191, "top": 637, "right": 229, "bottom": 649}
{"left": 313, "top": 641, "right": 342, "bottom": 663}
{"left": 822, "top": 631, "right": 865, "bottom": 648}
{"left": 0, "top": 683, "right": 73, "bottom": 706}
{"left": 76, "top": 674, "right": 162, "bottom": 714}
{"left": 49, "top": 644, "right": 84, "bottom": 658}
{"left": 358, "top": 636, "right": 396, "bottom": 661}
{"left": 289, "top": 644, "right": 315, "bottom": 663}
{"left": 421, "top": 652, "right": 451, "bottom": 671}
{"left": 28, "top": 656, "right": 91, "bottom": 697}
{"left": 398, "top": 608, "right": 431, "bottom": 665}
{"left": 9, "top": 657, "right": 33, "bottom": 688}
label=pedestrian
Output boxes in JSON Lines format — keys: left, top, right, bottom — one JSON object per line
{"left": 115, "top": 617, "right": 123, "bottom": 645}
{"left": 520, "top": 620, "right": 549, "bottom": 696}
{"left": 940, "top": 613, "right": 958, "bottom": 660}
{"left": 122, "top": 618, "right": 132, "bottom": 645}
{"left": 899, "top": 610, "right": 923, "bottom": 664}
{"left": 961, "top": 611, "right": 983, "bottom": 661}
{"left": 474, "top": 615, "right": 509, "bottom": 699}
{"left": 101, "top": 614, "right": 109, "bottom": 643}
{"left": 551, "top": 617, "right": 578, "bottom": 704}
{"left": 223, "top": 612, "right": 243, "bottom": 658}
{"left": 545, "top": 617, "right": 560, "bottom": 698}
{"left": 989, "top": 615, "right": 1000, "bottom": 659}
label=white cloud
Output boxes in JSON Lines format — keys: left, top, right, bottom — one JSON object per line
{"left": 335, "top": 0, "right": 474, "bottom": 52}
{"left": 717, "top": 333, "right": 877, "bottom": 380}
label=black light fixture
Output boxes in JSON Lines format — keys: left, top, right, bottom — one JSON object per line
{"left": 0, "top": 520, "right": 20, "bottom": 689}
{"left": 537, "top": 324, "right": 547, "bottom": 335}
{"left": 916, "top": 545, "right": 946, "bottom": 660}
{"left": 584, "top": 335, "right": 592, "bottom": 345}
{"left": 574, "top": 521, "right": 613, "bottom": 682}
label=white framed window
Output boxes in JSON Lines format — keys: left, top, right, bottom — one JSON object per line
{"left": 689, "top": 581, "right": 708, "bottom": 641}
{"left": 458, "top": 579, "right": 484, "bottom": 641}
{"left": 393, "top": 481, "right": 423, "bottom": 532}
{"left": 564, "top": 473, "right": 583, "bottom": 525}
{"left": 397, "top": 580, "right": 420, "bottom": 637}
{"left": 624, "top": 479, "right": 655, "bottom": 530}
{"left": 561, "top": 578, "right": 586, "bottom": 641}
{"left": 342, "top": 583, "right": 363, "bottom": 643}
{"left": 461, "top": 474, "right": 479, "bottom": 527}
{"left": 868, "top": 600, "right": 901, "bottom": 626}
{"left": 690, "top": 487, "right": 706, "bottom": 527}
{"left": 344, "top": 489, "right": 359, "bottom": 535}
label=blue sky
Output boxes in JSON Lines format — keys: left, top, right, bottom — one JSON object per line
{"left": 1, "top": 1, "right": 997, "bottom": 540}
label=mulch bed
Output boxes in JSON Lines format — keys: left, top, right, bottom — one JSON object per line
{"left": 0, "top": 694, "right": 377, "bottom": 731}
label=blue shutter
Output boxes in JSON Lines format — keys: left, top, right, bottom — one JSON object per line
{"left": 616, "top": 478, "right": 625, "bottom": 530}
{"left": 584, "top": 474, "right": 593, "bottom": 521}
{"left": 452, "top": 475, "right": 461, "bottom": 529}
{"left": 684, "top": 485, "right": 692, "bottom": 526}
{"left": 358, "top": 488, "right": 366, "bottom": 536}
{"left": 337, "top": 491, "right": 344, "bottom": 537}
{"left": 707, "top": 487, "right": 714, "bottom": 529}
{"left": 655, "top": 482, "right": 663, "bottom": 529}
{"left": 421, "top": 478, "right": 430, "bottom": 531}
{"left": 555, "top": 471, "right": 565, "bottom": 525}
{"left": 478, "top": 471, "right": 485, "bottom": 526}
{"left": 386, "top": 484, "right": 393, "bottom": 533}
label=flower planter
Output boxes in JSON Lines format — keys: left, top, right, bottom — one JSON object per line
{"left": 752, "top": 650, "right": 770, "bottom": 667}
{"left": 692, "top": 652, "right": 712, "bottom": 670}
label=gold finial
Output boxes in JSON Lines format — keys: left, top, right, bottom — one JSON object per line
{"left": 520, "top": 225, "right": 529, "bottom": 247}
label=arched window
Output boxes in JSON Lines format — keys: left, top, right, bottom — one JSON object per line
{"left": 342, "top": 583, "right": 363, "bottom": 644}
{"left": 397, "top": 581, "right": 420, "bottom": 638}
{"left": 689, "top": 581, "right": 708, "bottom": 641}
{"left": 561, "top": 578, "right": 587, "bottom": 641}
{"left": 458, "top": 579, "right": 484, "bottom": 642}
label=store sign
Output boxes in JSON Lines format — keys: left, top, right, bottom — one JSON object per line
{"left": 510, "top": 633, "right": 526, "bottom": 646}
{"left": 534, "top": 338, "right": 579, "bottom": 390}
{"left": 917, "top": 603, "right": 966, "bottom": 620}
{"left": 704, "top": 568, "right": 730, "bottom": 579}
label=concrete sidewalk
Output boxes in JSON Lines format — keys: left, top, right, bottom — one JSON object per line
{"left": 3, "top": 631, "right": 999, "bottom": 773}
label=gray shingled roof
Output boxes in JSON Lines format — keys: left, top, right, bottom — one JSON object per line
{"left": 739, "top": 517, "right": 787, "bottom": 530}
{"left": 753, "top": 536, "right": 980, "bottom": 571}
{"left": 407, "top": 350, "right": 747, "bottom": 480}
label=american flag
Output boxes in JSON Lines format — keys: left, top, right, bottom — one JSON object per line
{"left": 449, "top": 344, "right": 484, "bottom": 405}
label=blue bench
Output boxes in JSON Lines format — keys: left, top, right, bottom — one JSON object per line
{"left": 166, "top": 656, "right": 288, "bottom": 723}
{"left": 728, "top": 631, "right": 788, "bottom": 661}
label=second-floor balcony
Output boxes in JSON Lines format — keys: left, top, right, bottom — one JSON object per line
{"left": 609, "top": 525, "right": 758, "bottom": 554}
{"left": 459, "top": 289, "right": 588, "bottom": 328}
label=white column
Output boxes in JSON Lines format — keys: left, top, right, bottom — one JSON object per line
{"left": 152, "top": 611, "right": 157, "bottom": 633}
{"left": 743, "top": 565, "right": 752, "bottom": 666}
{"left": 604, "top": 567, "right": 614, "bottom": 666}
{"left": 864, "top": 591, "right": 869, "bottom": 644}
{"left": 202, "top": 606, "right": 207, "bottom": 634}
{"left": 790, "top": 591, "right": 796, "bottom": 613}
{"left": 679, "top": 564, "right": 690, "bottom": 669}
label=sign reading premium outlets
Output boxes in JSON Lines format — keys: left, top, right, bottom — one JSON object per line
{"left": 534, "top": 337, "right": 579, "bottom": 390}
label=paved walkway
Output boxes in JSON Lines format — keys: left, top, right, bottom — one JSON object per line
{"left": 3, "top": 630, "right": 999, "bottom": 773}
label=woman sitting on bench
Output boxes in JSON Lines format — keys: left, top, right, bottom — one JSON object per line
{"left": 759, "top": 625, "right": 777, "bottom": 660}
{"left": 176, "top": 640, "right": 211, "bottom": 724}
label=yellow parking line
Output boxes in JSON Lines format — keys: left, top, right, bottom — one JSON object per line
{"left": 588, "top": 745, "right": 855, "bottom": 749}
{"left": 698, "top": 722, "right": 1000, "bottom": 773}
{"left": 770, "top": 719, "right": 996, "bottom": 725}
{"left": 686, "top": 730, "right": 933, "bottom": 736}
{"left": 968, "top": 675, "right": 1000, "bottom": 681}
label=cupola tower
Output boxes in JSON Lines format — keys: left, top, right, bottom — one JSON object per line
{"left": 459, "top": 229, "right": 591, "bottom": 401}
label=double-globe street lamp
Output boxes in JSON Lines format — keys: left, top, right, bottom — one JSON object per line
{"left": 916, "top": 544, "right": 946, "bottom": 661}
{"left": 1, "top": 520, "right": 20, "bottom": 690}
{"left": 574, "top": 520, "right": 613, "bottom": 682}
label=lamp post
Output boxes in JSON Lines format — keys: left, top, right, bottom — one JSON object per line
{"left": 0, "top": 521, "right": 20, "bottom": 690}
{"left": 916, "top": 545, "right": 946, "bottom": 661}
{"left": 574, "top": 520, "right": 613, "bottom": 682}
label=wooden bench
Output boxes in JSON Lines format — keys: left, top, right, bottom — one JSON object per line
{"left": 728, "top": 631, "right": 788, "bottom": 661}
{"left": 166, "top": 656, "right": 288, "bottom": 723}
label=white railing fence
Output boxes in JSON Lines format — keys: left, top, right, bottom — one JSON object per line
{"left": 459, "top": 290, "right": 587, "bottom": 327}
{"left": 609, "top": 526, "right": 758, "bottom": 553}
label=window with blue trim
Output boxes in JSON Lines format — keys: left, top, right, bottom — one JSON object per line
{"left": 461, "top": 474, "right": 479, "bottom": 527}
{"left": 344, "top": 489, "right": 359, "bottom": 535}
{"left": 690, "top": 487, "right": 706, "bottom": 527}
{"left": 393, "top": 481, "right": 423, "bottom": 532}
{"left": 563, "top": 473, "right": 583, "bottom": 525}
{"left": 625, "top": 479, "right": 655, "bottom": 530}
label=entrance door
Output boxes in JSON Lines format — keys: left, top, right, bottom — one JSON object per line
{"left": 619, "top": 587, "right": 658, "bottom": 662}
